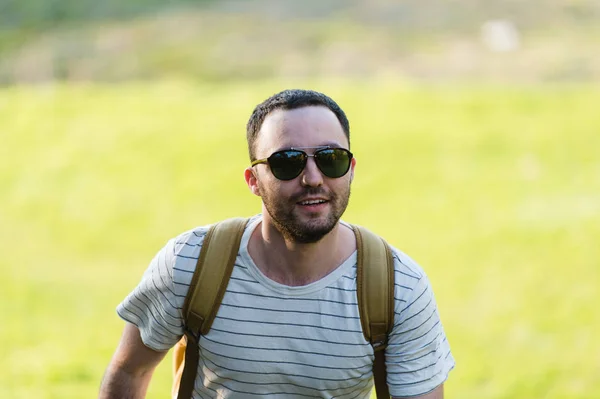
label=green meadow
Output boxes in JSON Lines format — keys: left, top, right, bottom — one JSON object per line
{"left": 1, "top": 80, "right": 599, "bottom": 398}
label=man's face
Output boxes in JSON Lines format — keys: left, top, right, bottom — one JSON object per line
{"left": 246, "top": 106, "right": 356, "bottom": 243}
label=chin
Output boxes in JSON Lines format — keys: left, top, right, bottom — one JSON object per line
{"left": 300, "top": 218, "right": 337, "bottom": 236}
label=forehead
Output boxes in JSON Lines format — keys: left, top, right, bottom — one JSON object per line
{"left": 255, "top": 106, "right": 348, "bottom": 155}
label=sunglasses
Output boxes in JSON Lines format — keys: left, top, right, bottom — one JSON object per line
{"left": 251, "top": 146, "right": 353, "bottom": 181}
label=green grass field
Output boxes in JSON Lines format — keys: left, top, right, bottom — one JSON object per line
{"left": 1, "top": 80, "right": 599, "bottom": 398}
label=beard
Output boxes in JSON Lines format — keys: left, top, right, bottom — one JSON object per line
{"left": 260, "top": 184, "right": 351, "bottom": 244}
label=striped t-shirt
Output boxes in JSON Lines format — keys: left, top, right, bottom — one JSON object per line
{"left": 117, "top": 215, "right": 455, "bottom": 398}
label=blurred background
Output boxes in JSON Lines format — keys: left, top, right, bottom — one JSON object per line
{"left": 1, "top": 0, "right": 600, "bottom": 83}
{"left": 1, "top": 1, "right": 599, "bottom": 398}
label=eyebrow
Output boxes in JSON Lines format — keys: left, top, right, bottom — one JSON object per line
{"left": 275, "top": 141, "right": 344, "bottom": 152}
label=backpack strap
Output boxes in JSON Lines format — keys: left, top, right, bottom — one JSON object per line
{"left": 177, "top": 217, "right": 248, "bottom": 399}
{"left": 352, "top": 224, "right": 395, "bottom": 399}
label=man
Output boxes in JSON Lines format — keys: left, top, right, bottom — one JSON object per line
{"left": 99, "top": 89, "right": 455, "bottom": 398}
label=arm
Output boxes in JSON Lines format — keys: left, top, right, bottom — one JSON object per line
{"left": 393, "top": 383, "right": 443, "bottom": 399}
{"left": 99, "top": 323, "right": 168, "bottom": 399}
{"left": 386, "top": 256, "right": 455, "bottom": 398}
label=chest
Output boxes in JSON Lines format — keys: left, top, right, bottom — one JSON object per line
{"left": 196, "top": 276, "right": 374, "bottom": 398}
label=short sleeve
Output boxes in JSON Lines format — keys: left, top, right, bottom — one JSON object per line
{"left": 386, "top": 264, "right": 455, "bottom": 397}
{"left": 116, "top": 238, "right": 186, "bottom": 351}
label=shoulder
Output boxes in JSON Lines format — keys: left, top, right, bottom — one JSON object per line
{"left": 383, "top": 243, "right": 433, "bottom": 313}
{"left": 342, "top": 221, "right": 427, "bottom": 287}
{"left": 171, "top": 215, "right": 259, "bottom": 254}
{"left": 170, "top": 224, "right": 211, "bottom": 257}
{"left": 167, "top": 215, "right": 259, "bottom": 279}
{"left": 163, "top": 224, "right": 213, "bottom": 283}
{"left": 390, "top": 246, "right": 426, "bottom": 284}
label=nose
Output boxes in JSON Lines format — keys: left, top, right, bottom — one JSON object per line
{"left": 300, "top": 157, "right": 323, "bottom": 187}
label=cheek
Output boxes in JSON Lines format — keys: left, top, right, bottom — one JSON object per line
{"left": 333, "top": 175, "right": 352, "bottom": 190}
{"left": 262, "top": 178, "right": 296, "bottom": 200}
{"left": 256, "top": 175, "right": 277, "bottom": 197}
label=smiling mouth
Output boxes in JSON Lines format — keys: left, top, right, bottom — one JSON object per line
{"left": 297, "top": 199, "right": 328, "bottom": 206}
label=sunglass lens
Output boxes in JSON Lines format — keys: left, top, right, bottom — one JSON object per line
{"left": 269, "top": 150, "right": 306, "bottom": 180}
{"left": 315, "top": 149, "right": 352, "bottom": 178}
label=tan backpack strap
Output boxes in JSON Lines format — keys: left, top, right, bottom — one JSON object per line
{"left": 183, "top": 217, "right": 249, "bottom": 335}
{"left": 352, "top": 224, "right": 395, "bottom": 399}
{"left": 177, "top": 217, "right": 248, "bottom": 399}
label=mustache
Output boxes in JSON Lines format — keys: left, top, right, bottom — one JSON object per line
{"left": 290, "top": 187, "right": 333, "bottom": 202}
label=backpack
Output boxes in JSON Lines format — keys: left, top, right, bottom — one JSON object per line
{"left": 171, "top": 217, "right": 395, "bottom": 399}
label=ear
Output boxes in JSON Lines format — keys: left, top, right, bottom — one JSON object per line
{"left": 244, "top": 167, "right": 261, "bottom": 196}
{"left": 349, "top": 157, "right": 356, "bottom": 182}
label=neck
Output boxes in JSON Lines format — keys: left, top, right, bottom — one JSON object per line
{"left": 249, "top": 217, "right": 356, "bottom": 286}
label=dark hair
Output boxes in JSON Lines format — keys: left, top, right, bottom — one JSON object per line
{"left": 246, "top": 89, "right": 350, "bottom": 161}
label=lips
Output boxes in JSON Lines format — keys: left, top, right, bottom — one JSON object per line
{"left": 298, "top": 198, "right": 328, "bottom": 205}
{"left": 292, "top": 190, "right": 331, "bottom": 207}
